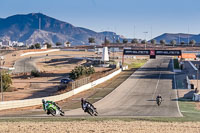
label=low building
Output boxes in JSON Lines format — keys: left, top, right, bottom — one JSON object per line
{"left": 179, "top": 53, "right": 196, "bottom": 61}
{"left": 64, "top": 41, "right": 71, "bottom": 47}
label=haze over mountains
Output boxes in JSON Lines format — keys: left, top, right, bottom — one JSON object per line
{"left": 0, "top": 13, "right": 123, "bottom": 46}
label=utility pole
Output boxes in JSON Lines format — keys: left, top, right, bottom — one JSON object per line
{"left": 0, "top": 60, "right": 2, "bottom": 101}
{"left": 113, "top": 35, "right": 115, "bottom": 65}
{"left": 143, "top": 32, "right": 148, "bottom": 50}
{"left": 188, "top": 25, "right": 190, "bottom": 45}
{"left": 197, "top": 70, "right": 198, "bottom": 91}
{"left": 39, "top": 18, "right": 41, "bottom": 30}
{"left": 0, "top": 56, "right": 4, "bottom": 101}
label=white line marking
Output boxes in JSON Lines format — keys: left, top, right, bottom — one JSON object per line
{"left": 189, "top": 61, "right": 198, "bottom": 70}
{"left": 152, "top": 71, "right": 161, "bottom": 100}
{"left": 172, "top": 58, "right": 183, "bottom": 117}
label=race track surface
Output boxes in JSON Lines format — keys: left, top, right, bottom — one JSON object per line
{"left": 65, "top": 56, "right": 182, "bottom": 117}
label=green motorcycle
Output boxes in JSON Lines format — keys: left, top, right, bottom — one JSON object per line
{"left": 46, "top": 103, "right": 65, "bottom": 116}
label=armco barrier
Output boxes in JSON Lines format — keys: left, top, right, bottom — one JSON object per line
{"left": 0, "top": 66, "right": 128, "bottom": 110}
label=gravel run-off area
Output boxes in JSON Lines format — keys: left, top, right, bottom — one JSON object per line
{"left": 0, "top": 121, "right": 200, "bottom": 133}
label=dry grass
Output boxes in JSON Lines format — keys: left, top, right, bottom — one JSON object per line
{"left": 0, "top": 120, "right": 200, "bottom": 133}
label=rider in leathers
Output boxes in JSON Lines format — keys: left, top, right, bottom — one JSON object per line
{"left": 42, "top": 99, "right": 60, "bottom": 115}
{"left": 156, "top": 94, "right": 162, "bottom": 104}
{"left": 81, "top": 98, "right": 96, "bottom": 115}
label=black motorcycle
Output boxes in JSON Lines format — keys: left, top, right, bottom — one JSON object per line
{"left": 85, "top": 104, "right": 98, "bottom": 116}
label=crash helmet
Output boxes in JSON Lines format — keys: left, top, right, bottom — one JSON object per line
{"left": 42, "top": 99, "right": 46, "bottom": 103}
{"left": 81, "top": 98, "right": 85, "bottom": 103}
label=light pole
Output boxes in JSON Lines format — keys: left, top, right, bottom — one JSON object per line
{"left": 113, "top": 35, "right": 115, "bottom": 65}
{"left": 197, "top": 65, "right": 199, "bottom": 92}
{"left": 143, "top": 32, "right": 148, "bottom": 49}
{"left": 0, "top": 56, "right": 4, "bottom": 101}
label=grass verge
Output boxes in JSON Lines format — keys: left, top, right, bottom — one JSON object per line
{"left": 126, "top": 59, "right": 147, "bottom": 69}
{"left": 174, "top": 58, "right": 179, "bottom": 69}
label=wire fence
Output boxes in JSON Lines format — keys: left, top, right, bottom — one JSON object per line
{"left": 72, "top": 77, "right": 91, "bottom": 90}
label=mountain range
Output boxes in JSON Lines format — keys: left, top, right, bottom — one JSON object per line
{"left": 0, "top": 13, "right": 123, "bottom": 46}
{"left": 152, "top": 33, "right": 200, "bottom": 44}
{"left": 1, "top": 13, "right": 200, "bottom": 46}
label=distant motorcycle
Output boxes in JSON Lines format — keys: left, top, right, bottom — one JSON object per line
{"left": 156, "top": 98, "right": 162, "bottom": 106}
{"left": 46, "top": 103, "right": 65, "bottom": 116}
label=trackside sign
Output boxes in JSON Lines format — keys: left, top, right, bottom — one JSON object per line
{"left": 123, "top": 49, "right": 181, "bottom": 56}
{"left": 123, "top": 49, "right": 150, "bottom": 55}
{"left": 155, "top": 50, "right": 181, "bottom": 55}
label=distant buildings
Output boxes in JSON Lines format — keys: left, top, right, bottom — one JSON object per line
{"left": 0, "top": 40, "right": 25, "bottom": 47}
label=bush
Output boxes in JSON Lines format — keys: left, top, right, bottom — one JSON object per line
{"left": 69, "top": 66, "right": 95, "bottom": 80}
{"left": 31, "top": 70, "right": 40, "bottom": 77}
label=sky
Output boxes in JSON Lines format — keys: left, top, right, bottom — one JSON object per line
{"left": 1, "top": 0, "right": 200, "bottom": 40}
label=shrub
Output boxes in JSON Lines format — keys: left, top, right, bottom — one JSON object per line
{"left": 69, "top": 66, "right": 95, "bottom": 80}
{"left": 174, "top": 59, "right": 179, "bottom": 69}
{"left": 31, "top": 70, "right": 40, "bottom": 77}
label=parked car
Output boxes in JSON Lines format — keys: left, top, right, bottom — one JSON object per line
{"left": 60, "top": 78, "right": 73, "bottom": 84}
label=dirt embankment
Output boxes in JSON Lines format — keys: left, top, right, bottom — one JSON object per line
{"left": 0, "top": 121, "right": 200, "bottom": 133}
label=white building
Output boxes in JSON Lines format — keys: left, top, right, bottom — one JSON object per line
{"left": 41, "top": 44, "right": 47, "bottom": 49}
{"left": 64, "top": 41, "right": 71, "bottom": 47}
{"left": 11, "top": 41, "right": 24, "bottom": 47}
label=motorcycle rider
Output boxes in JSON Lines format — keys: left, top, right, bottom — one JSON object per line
{"left": 42, "top": 99, "right": 60, "bottom": 115}
{"left": 156, "top": 94, "right": 162, "bottom": 104}
{"left": 81, "top": 98, "right": 96, "bottom": 114}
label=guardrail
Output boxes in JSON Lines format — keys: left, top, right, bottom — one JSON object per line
{"left": 0, "top": 66, "right": 128, "bottom": 110}
{"left": 186, "top": 76, "right": 191, "bottom": 89}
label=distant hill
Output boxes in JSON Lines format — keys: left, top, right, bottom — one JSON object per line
{"left": 152, "top": 33, "right": 200, "bottom": 44}
{"left": 0, "top": 13, "right": 124, "bottom": 46}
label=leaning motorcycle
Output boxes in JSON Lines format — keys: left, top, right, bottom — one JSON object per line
{"left": 46, "top": 103, "right": 65, "bottom": 116}
{"left": 86, "top": 104, "right": 98, "bottom": 116}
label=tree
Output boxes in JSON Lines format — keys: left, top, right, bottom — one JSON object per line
{"left": 29, "top": 45, "right": 34, "bottom": 49}
{"left": 116, "top": 39, "right": 120, "bottom": 43}
{"left": 131, "top": 38, "right": 138, "bottom": 44}
{"left": 141, "top": 40, "right": 146, "bottom": 44}
{"left": 0, "top": 71, "right": 12, "bottom": 91}
{"left": 170, "top": 40, "right": 176, "bottom": 47}
{"left": 160, "top": 40, "right": 166, "bottom": 47}
{"left": 123, "top": 39, "right": 128, "bottom": 44}
{"left": 189, "top": 40, "right": 196, "bottom": 47}
{"left": 150, "top": 39, "right": 156, "bottom": 45}
{"left": 56, "top": 42, "right": 62, "bottom": 46}
{"left": 181, "top": 41, "right": 185, "bottom": 46}
{"left": 34, "top": 43, "right": 41, "bottom": 49}
{"left": 105, "top": 38, "right": 110, "bottom": 44}
{"left": 88, "top": 37, "right": 95, "bottom": 44}
{"left": 44, "top": 43, "right": 52, "bottom": 48}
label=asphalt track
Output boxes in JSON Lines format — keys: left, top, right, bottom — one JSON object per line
{"left": 64, "top": 56, "right": 182, "bottom": 117}
{"left": 13, "top": 55, "right": 70, "bottom": 73}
